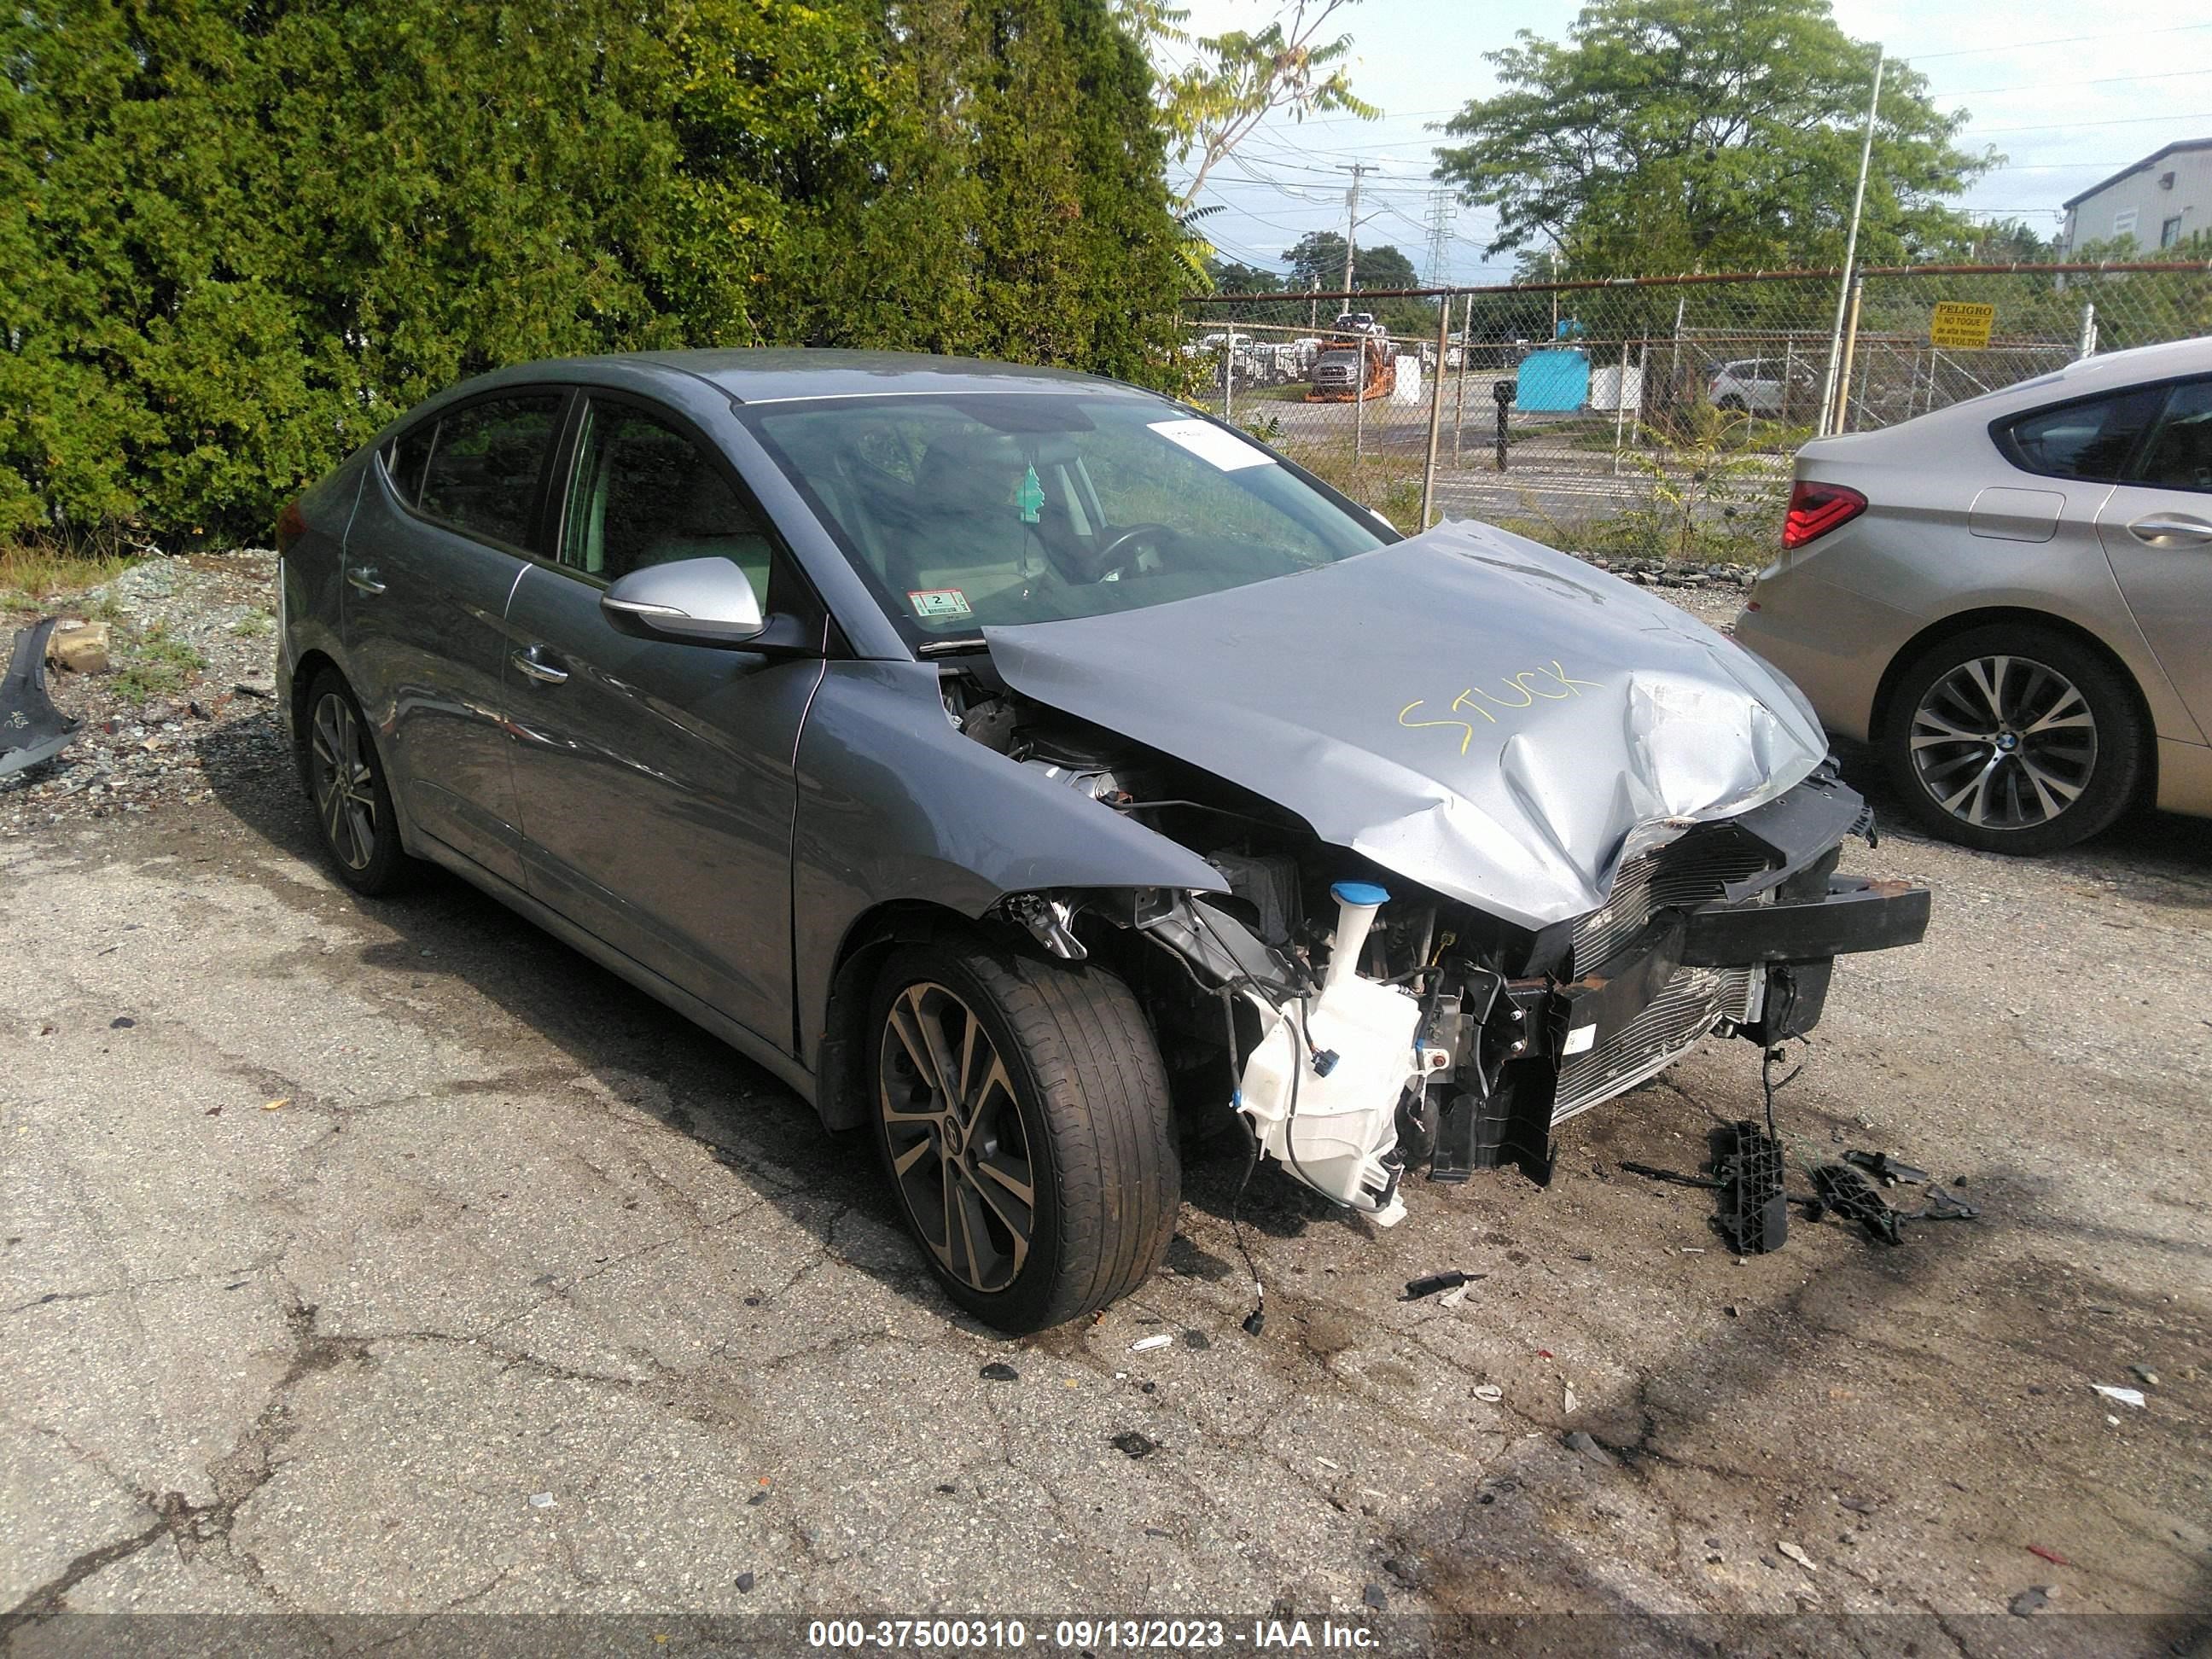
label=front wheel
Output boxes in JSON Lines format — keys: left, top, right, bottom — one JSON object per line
{"left": 870, "top": 938, "right": 1179, "bottom": 1333}
{"left": 1883, "top": 625, "right": 2144, "bottom": 854}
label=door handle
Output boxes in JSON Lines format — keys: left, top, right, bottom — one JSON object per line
{"left": 512, "top": 647, "right": 570, "bottom": 685}
{"left": 345, "top": 565, "right": 387, "bottom": 595}
{"left": 2127, "top": 515, "right": 2212, "bottom": 548}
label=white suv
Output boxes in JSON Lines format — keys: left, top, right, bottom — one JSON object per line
{"left": 1709, "top": 358, "right": 1788, "bottom": 416}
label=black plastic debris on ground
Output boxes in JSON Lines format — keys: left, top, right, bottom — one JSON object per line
{"left": 1712, "top": 1121, "right": 1789, "bottom": 1254}
{"left": 1, "top": 620, "right": 81, "bottom": 779}
{"left": 1844, "top": 1149, "right": 1932, "bottom": 1187}
{"left": 1808, "top": 1163, "right": 1902, "bottom": 1245}
{"left": 1111, "top": 1431, "right": 1155, "bottom": 1459}
{"left": 1400, "top": 1269, "right": 1485, "bottom": 1302}
{"left": 978, "top": 1361, "right": 1019, "bottom": 1382}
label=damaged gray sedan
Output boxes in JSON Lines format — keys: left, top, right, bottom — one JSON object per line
{"left": 277, "top": 351, "right": 1930, "bottom": 1332}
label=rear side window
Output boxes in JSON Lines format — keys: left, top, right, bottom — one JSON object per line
{"left": 414, "top": 393, "right": 564, "bottom": 547}
{"left": 2133, "top": 379, "right": 2212, "bottom": 492}
{"left": 384, "top": 422, "right": 434, "bottom": 507}
{"left": 1999, "top": 387, "right": 2163, "bottom": 483}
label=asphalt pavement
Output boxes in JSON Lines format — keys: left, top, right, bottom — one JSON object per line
{"left": 3, "top": 591, "right": 2209, "bottom": 1644}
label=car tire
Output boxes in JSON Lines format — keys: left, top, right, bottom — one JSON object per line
{"left": 1715, "top": 395, "right": 1746, "bottom": 413}
{"left": 1882, "top": 624, "right": 2144, "bottom": 855}
{"left": 869, "top": 937, "right": 1179, "bottom": 1334}
{"left": 304, "top": 669, "right": 415, "bottom": 895}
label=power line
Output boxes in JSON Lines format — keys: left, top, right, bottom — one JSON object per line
{"left": 1931, "top": 67, "right": 2212, "bottom": 98}
{"left": 1900, "top": 20, "right": 2212, "bottom": 61}
{"left": 1976, "top": 110, "right": 2212, "bottom": 133}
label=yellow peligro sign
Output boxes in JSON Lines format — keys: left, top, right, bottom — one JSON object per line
{"left": 1930, "top": 301, "right": 1996, "bottom": 350}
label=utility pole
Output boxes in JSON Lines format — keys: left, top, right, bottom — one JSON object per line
{"left": 1339, "top": 162, "right": 1377, "bottom": 302}
{"left": 1818, "top": 47, "right": 1884, "bottom": 438}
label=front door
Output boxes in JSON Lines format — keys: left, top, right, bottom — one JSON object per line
{"left": 342, "top": 390, "right": 567, "bottom": 885}
{"left": 504, "top": 395, "right": 823, "bottom": 1051}
{"left": 2096, "top": 376, "right": 2212, "bottom": 738}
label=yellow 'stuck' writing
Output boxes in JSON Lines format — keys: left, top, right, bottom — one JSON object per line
{"left": 1398, "top": 661, "right": 1601, "bottom": 755}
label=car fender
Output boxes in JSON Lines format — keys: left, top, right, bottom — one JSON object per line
{"left": 790, "top": 659, "right": 1229, "bottom": 1074}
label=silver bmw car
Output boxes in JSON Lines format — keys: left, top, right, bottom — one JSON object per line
{"left": 1737, "top": 335, "right": 2212, "bottom": 853}
{"left": 279, "top": 350, "right": 1928, "bottom": 1332}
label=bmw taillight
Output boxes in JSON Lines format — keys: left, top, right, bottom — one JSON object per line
{"left": 276, "top": 498, "right": 306, "bottom": 557}
{"left": 1781, "top": 480, "right": 1866, "bottom": 550}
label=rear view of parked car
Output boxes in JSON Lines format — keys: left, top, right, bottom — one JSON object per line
{"left": 279, "top": 349, "right": 1927, "bottom": 1335}
{"left": 1736, "top": 335, "right": 2212, "bottom": 853}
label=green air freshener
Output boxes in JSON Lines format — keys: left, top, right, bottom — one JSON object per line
{"left": 1016, "top": 465, "right": 1045, "bottom": 524}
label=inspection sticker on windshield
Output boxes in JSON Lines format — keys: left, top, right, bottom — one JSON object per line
{"left": 906, "top": 588, "right": 973, "bottom": 620}
{"left": 1147, "top": 418, "right": 1275, "bottom": 471}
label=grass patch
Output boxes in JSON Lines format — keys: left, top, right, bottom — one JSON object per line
{"left": 1278, "top": 444, "right": 1428, "bottom": 530}
{"left": 0, "top": 542, "right": 137, "bottom": 612}
{"left": 114, "top": 620, "right": 206, "bottom": 704}
{"left": 230, "top": 608, "right": 275, "bottom": 638}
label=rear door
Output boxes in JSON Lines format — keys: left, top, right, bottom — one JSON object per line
{"left": 341, "top": 389, "right": 568, "bottom": 884}
{"left": 504, "top": 393, "right": 825, "bottom": 1051}
{"left": 2095, "top": 376, "right": 2212, "bottom": 736}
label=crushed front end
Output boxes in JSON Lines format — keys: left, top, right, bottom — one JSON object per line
{"left": 1133, "top": 763, "right": 1929, "bottom": 1208}
{"left": 982, "top": 739, "right": 1927, "bottom": 1216}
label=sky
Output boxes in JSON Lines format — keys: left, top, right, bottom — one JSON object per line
{"left": 1160, "top": 0, "right": 2212, "bottom": 284}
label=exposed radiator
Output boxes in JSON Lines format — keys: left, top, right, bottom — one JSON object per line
{"left": 1551, "top": 965, "right": 1759, "bottom": 1123}
{"left": 1571, "top": 824, "right": 1775, "bottom": 975}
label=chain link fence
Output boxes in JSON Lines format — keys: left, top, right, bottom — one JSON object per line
{"left": 1180, "top": 263, "right": 2212, "bottom": 564}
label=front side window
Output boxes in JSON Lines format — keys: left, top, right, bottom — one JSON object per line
{"left": 2133, "top": 379, "right": 2212, "bottom": 492}
{"left": 2000, "top": 387, "right": 2163, "bottom": 483}
{"left": 412, "top": 393, "right": 564, "bottom": 547}
{"left": 559, "top": 401, "right": 781, "bottom": 605}
{"left": 746, "top": 394, "right": 1386, "bottom": 639}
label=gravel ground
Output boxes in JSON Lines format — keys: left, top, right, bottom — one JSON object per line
{"left": 2, "top": 551, "right": 284, "bottom": 835}
{"left": 3, "top": 550, "right": 2208, "bottom": 1647}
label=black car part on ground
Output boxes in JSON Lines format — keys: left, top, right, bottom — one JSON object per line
{"left": 0, "top": 620, "right": 79, "bottom": 780}
{"left": 1711, "top": 1121, "right": 1790, "bottom": 1254}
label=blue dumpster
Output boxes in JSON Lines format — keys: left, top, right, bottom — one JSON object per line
{"left": 1516, "top": 348, "right": 1590, "bottom": 412}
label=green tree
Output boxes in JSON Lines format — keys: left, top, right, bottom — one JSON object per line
{"left": 1150, "top": 0, "right": 1377, "bottom": 207}
{"left": 1, "top": 0, "right": 1189, "bottom": 546}
{"left": 1278, "top": 234, "right": 1434, "bottom": 335}
{"left": 1432, "top": 0, "right": 1991, "bottom": 276}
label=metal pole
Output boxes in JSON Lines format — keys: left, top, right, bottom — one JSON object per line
{"left": 1224, "top": 324, "right": 1236, "bottom": 425}
{"left": 1452, "top": 297, "right": 1469, "bottom": 463}
{"left": 1354, "top": 343, "right": 1366, "bottom": 463}
{"left": 1421, "top": 300, "right": 1451, "bottom": 527}
{"left": 1831, "top": 274, "right": 1866, "bottom": 433}
{"left": 1818, "top": 47, "right": 1884, "bottom": 437}
{"left": 1611, "top": 342, "right": 1631, "bottom": 473}
{"left": 2077, "top": 301, "right": 2098, "bottom": 360}
{"left": 1669, "top": 293, "right": 1686, "bottom": 422}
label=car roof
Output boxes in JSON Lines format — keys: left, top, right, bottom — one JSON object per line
{"left": 462, "top": 348, "right": 1151, "bottom": 406}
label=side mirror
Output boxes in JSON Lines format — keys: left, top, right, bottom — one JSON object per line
{"left": 600, "top": 557, "right": 790, "bottom": 648}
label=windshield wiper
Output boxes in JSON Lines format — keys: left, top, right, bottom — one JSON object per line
{"left": 917, "top": 637, "right": 989, "bottom": 657}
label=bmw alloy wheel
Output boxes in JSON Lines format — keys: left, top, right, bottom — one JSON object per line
{"left": 1907, "top": 653, "right": 2097, "bottom": 831}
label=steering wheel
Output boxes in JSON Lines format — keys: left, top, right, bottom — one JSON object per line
{"left": 1090, "top": 522, "right": 1185, "bottom": 581}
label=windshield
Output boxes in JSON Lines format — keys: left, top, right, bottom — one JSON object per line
{"left": 744, "top": 393, "right": 1388, "bottom": 640}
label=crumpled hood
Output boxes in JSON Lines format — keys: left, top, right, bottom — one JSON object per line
{"left": 983, "top": 521, "right": 1830, "bottom": 930}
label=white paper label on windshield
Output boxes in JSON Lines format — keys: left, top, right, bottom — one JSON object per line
{"left": 1147, "top": 418, "right": 1276, "bottom": 472}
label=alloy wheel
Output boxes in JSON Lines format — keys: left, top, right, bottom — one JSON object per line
{"left": 310, "top": 691, "right": 379, "bottom": 871}
{"left": 1907, "top": 653, "right": 2098, "bottom": 831}
{"left": 877, "top": 982, "right": 1037, "bottom": 1294}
